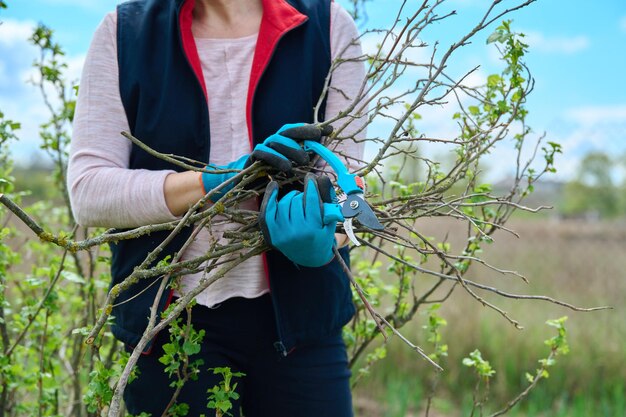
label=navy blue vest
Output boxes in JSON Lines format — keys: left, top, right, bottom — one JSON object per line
{"left": 112, "top": 0, "right": 354, "bottom": 354}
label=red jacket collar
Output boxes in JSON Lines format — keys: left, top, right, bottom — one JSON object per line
{"left": 259, "top": 0, "right": 308, "bottom": 33}
{"left": 178, "top": 0, "right": 308, "bottom": 147}
{"left": 247, "top": 0, "right": 308, "bottom": 145}
{"left": 178, "top": 0, "right": 207, "bottom": 97}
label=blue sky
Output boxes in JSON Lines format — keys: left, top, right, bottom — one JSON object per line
{"left": 1, "top": 0, "right": 625, "bottom": 180}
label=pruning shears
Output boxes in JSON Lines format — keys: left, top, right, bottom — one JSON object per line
{"left": 281, "top": 124, "right": 384, "bottom": 246}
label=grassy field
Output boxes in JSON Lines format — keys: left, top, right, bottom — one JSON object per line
{"left": 353, "top": 218, "right": 626, "bottom": 417}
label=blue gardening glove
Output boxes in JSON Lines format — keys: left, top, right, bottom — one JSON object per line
{"left": 259, "top": 173, "right": 345, "bottom": 267}
{"left": 247, "top": 123, "right": 317, "bottom": 172}
{"left": 201, "top": 124, "right": 319, "bottom": 202}
{"left": 200, "top": 154, "right": 249, "bottom": 202}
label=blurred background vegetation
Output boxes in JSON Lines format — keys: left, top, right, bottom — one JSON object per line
{"left": 10, "top": 149, "right": 626, "bottom": 416}
{"left": 351, "top": 215, "right": 625, "bottom": 416}
{"left": 345, "top": 150, "right": 626, "bottom": 416}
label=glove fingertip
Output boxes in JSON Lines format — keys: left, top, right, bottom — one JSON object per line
{"left": 261, "top": 182, "right": 279, "bottom": 211}
{"left": 315, "top": 175, "right": 334, "bottom": 204}
{"left": 303, "top": 173, "right": 319, "bottom": 198}
{"left": 303, "top": 173, "right": 323, "bottom": 220}
{"left": 280, "top": 124, "right": 322, "bottom": 142}
{"left": 320, "top": 124, "right": 334, "bottom": 137}
{"left": 277, "top": 123, "right": 305, "bottom": 134}
{"left": 252, "top": 147, "right": 293, "bottom": 173}
{"left": 266, "top": 142, "right": 308, "bottom": 167}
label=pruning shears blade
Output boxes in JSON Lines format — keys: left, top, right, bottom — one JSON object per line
{"left": 342, "top": 194, "right": 384, "bottom": 231}
{"left": 343, "top": 218, "right": 360, "bottom": 246}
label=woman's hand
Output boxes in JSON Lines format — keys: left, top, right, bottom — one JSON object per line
{"left": 200, "top": 123, "right": 316, "bottom": 202}
{"left": 259, "top": 173, "right": 344, "bottom": 267}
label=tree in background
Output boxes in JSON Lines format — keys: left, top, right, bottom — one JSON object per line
{"left": 561, "top": 151, "right": 621, "bottom": 219}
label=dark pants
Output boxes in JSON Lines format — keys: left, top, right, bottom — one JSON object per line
{"left": 123, "top": 294, "right": 353, "bottom": 416}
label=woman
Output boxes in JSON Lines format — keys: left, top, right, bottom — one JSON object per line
{"left": 68, "top": 0, "right": 365, "bottom": 415}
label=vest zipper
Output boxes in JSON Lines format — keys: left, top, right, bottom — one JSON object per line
{"left": 248, "top": 17, "right": 309, "bottom": 143}
{"left": 270, "top": 290, "right": 287, "bottom": 356}
{"left": 273, "top": 341, "right": 288, "bottom": 357}
{"left": 250, "top": 18, "right": 309, "bottom": 359}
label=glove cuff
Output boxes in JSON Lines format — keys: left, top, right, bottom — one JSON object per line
{"left": 200, "top": 154, "right": 248, "bottom": 201}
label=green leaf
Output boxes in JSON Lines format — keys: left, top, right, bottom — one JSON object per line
{"left": 61, "top": 270, "right": 85, "bottom": 284}
{"left": 462, "top": 358, "right": 474, "bottom": 367}
{"left": 162, "top": 342, "right": 177, "bottom": 355}
{"left": 486, "top": 32, "right": 501, "bottom": 44}
{"left": 183, "top": 340, "right": 201, "bottom": 356}
{"left": 487, "top": 74, "right": 501, "bottom": 87}
{"left": 546, "top": 316, "right": 567, "bottom": 328}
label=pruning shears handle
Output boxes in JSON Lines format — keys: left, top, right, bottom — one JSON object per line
{"left": 302, "top": 140, "right": 362, "bottom": 195}
{"left": 280, "top": 123, "right": 384, "bottom": 245}
{"left": 303, "top": 139, "right": 384, "bottom": 236}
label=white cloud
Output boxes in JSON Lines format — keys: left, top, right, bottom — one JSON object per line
{"left": 486, "top": 44, "right": 503, "bottom": 65}
{"left": 459, "top": 69, "right": 487, "bottom": 89}
{"left": 565, "top": 105, "right": 626, "bottom": 127}
{"left": 0, "top": 61, "right": 7, "bottom": 88}
{"left": 477, "top": 104, "right": 626, "bottom": 182}
{"left": 368, "top": 102, "right": 626, "bottom": 182}
{"left": 0, "top": 19, "right": 36, "bottom": 47}
{"left": 523, "top": 31, "right": 590, "bottom": 54}
{"left": 0, "top": 18, "right": 85, "bottom": 165}
{"left": 539, "top": 105, "right": 626, "bottom": 179}
{"left": 66, "top": 53, "right": 87, "bottom": 82}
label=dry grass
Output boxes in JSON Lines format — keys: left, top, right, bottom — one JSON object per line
{"left": 353, "top": 218, "right": 626, "bottom": 416}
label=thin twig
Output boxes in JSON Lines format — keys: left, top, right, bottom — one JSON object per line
{"left": 333, "top": 247, "right": 442, "bottom": 371}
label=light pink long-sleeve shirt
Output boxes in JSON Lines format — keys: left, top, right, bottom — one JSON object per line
{"left": 68, "top": 3, "right": 366, "bottom": 308}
